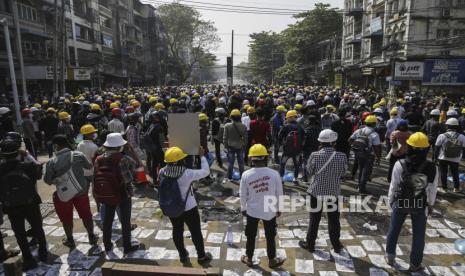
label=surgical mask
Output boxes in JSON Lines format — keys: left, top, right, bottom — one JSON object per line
{"left": 92, "top": 133, "right": 98, "bottom": 140}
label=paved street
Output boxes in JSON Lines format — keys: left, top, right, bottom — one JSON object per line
{"left": 1, "top": 152, "right": 465, "bottom": 276}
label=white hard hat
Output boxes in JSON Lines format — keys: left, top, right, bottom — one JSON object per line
{"left": 360, "top": 99, "right": 367, "bottom": 105}
{"left": 296, "top": 95, "right": 304, "bottom": 101}
{"left": 215, "top": 107, "right": 225, "bottom": 114}
{"left": 374, "top": 108, "right": 383, "bottom": 114}
{"left": 318, "top": 129, "right": 338, "bottom": 143}
{"left": 242, "top": 100, "right": 250, "bottom": 105}
{"left": 430, "top": 109, "right": 441, "bottom": 116}
{"left": 447, "top": 110, "right": 458, "bottom": 116}
{"left": 30, "top": 107, "right": 39, "bottom": 112}
{"left": 103, "top": 133, "right": 127, "bottom": 148}
{"left": 219, "top": 97, "right": 226, "bottom": 104}
{"left": 446, "top": 118, "right": 459, "bottom": 126}
{"left": 82, "top": 101, "right": 90, "bottom": 106}
{"left": 306, "top": 100, "right": 316, "bottom": 107}
{"left": 0, "top": 107, "right": 10, "bottom": 115}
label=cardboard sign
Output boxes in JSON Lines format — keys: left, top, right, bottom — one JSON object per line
{"left": 167, "top": 113, "right": 200, "bottom": 155}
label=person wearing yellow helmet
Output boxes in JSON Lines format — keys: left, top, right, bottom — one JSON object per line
{"left": 159, "top": 146, "right": 213, "bottom": 265}
{"left": 57, "top": 112, "right": 75, "bottom": 145}
{"left": 386, "top": 131, "right": 437, "bottom": 271}
{"left": 278, "top": 109, "right": 305, "bottom": 184}
{"left": 271, "top": 105, "right": 287, "bottom": 163}
{"left": 77, "top": 124, "right": 99, "bottom": 180}
{"left": 349, "top": 114, "right": 381, "bottom": 194}
{"left": 224, "top": 109, "right": 248, "bottom": 180}
{"left": 239, "top": 144, "right": 285, "bottom": 268}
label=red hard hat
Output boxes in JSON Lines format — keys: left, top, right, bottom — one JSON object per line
{"left": 105, "top": 100, "right": 112, "bottom": 106}
{"left": 361, "top": 111, "right": 372, "bottom": 122}
{"left": 111, "top": 108, "right": 122, "bottom": 116}
{"left": 125, "top": 106, "right": 135, "bottom": 113}
{"left": 21, "top": 108, "right": 31, "bottom": 115}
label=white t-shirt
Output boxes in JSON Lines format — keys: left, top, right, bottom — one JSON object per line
{"left": 350, "top": 126, "right": 381, "bottom": 148}
{"left": 435, "top": 131, "right": 465, "bottom": 163}
{"left": 76, "top": 140, "right": 98, "bottom": 176}
{"left": 241, "top": 115, "right": 251, "bottom": 131}
{"left": 240, "top": 167, "right": 284, "bottom": 221}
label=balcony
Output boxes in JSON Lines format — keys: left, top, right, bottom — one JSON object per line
{"left": 346, "top": 7, "right": 364, "bottom": 17}
{"left": 347, "top": 33, "right": 362, "bottom": 44}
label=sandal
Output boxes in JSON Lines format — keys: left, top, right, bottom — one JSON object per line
{"left": 269, "top": 257, "right": 285, "bottom": 269}
{"left": 241, "top": 255, "right": 253, "bottom": 267}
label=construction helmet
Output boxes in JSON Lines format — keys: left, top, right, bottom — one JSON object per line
{"left": 42, "top": 100, "right": 49, "bottom": 105}
{"left": 149, "top": 97, "right": 157, "bottom": 104}
{"left": 247, "top": 106, "right": 256, "bottom": 114}
{"left": 155, "top": 103, "right": 165, "bottom": 110}
{"left": 111, "top": 108, "right": 122, "bottom": 116}
{"left": 198, "top": 113, "right": 208, "bottom": 121}
{"left": 318, "top": 129, "right": 338, "bottom": 143}
{"left": 248, "top": 144, "right": 268, "bottom": 158}
{"left": 164, "top": 147, "right": 188, "bottom": 163}
{"left": 406, "top": 132, "right": 430, "bottom": 148}
{"left": 364, "top": 115, "right": 377, "bottom": 124}
{"left": 90, "top": 103, "right": 101, "bottom": 111}
{"left": 46, "top": 107, "right": 56, "bottom": 113}
{"left": 230, "top": 109, "right": 241, "bottom": 117}
{"left": 169, "top": 98, "right": 178, "bottom": 104}
{"left": 131, "top": 100, "right": 141, "bottom": 108}
{"left": 446, "top": 118, "right": 459, "bottom": 126}
{"left": 58, "top": 111, "right": 70, "bottom": 120}
{"left": 295, "top": 104, "right": 303, "bottom": 110}
{"left": 326, "top": 105, "right": 336, "bottom": 113}
{"left": 276, "top": 105, "right": 286, "bottom": 112}
{"left": 80, "top": 124, "right": 97, "bottom": 135}
{"left": 109, "top": 102, "right": 119, "bottom": 109}
{"left": 390, "top": 108, "right": 398, "bottom": 115}
{"left": 462, "top": 108, "right": 465, "bottom": 114}
{"left": 286, "top": 110, "right": 298, "bottom": 119}
{"left": 33, "top": 103, "right": 41, "bottom": 109}
{"left": 430, "top": 109, "right": 441, "bottom": 116}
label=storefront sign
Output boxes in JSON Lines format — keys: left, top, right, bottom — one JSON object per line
{"left": 394, "top": 62, "right": 423, "bottom": 80}
{"left": 72, "top": 68, "right": 92, "bottom": 80}
{"left": 423, "top": 59, "right": 465, "bottom": 85}
{"left": 334, "top": 73, "right": 343, "bottom": 88}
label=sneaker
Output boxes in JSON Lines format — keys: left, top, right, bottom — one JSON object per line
{"left": 124, "top": 244, "right": 140, "bottom": 255}
{"left": 454, "top": 188, "right": 461, "bottom": 193}
{"left": 104, "top": 243, "right": 114, "bottom": 252}
{"left": 385, "top": 255, "right": 395, "bottom": 266}
{"left": 197, "top": 252, "right": 212, "bottom": 265}
{"left": 269, "top": 257, "right": 285, "bottom": 269}
{"left": 180, "top": 252, "right": 190, "bottom": 264}
{"left": 62, "top": 238, "right": 76, "bottom": 248}
{"left": 333, "top": 245, "right": 344, "bottom": 254}
{"left": 408, "top": 264, "right": 424, "bottom": 272}
{"left": 22, "top": 258, "right": 38, "bottom": 271}
{"left": 437, "top": 187, "right": 447, "bottom": 193}
{"left": 298, "top": 241, "right": 315, "bottom": 253}
{"left": 89, "top": 234, "right": 98, "bottom": 245}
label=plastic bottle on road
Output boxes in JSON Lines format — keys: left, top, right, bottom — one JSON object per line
{"left": 227, "top": 224, "right": 233, "bottom": 246}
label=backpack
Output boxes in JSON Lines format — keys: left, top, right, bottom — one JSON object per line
{"left": 303, "top": 124, "right": 320, "bottom": 153}
{"left": 394, "top": 160, "right": 429, "bottom": 212}
{"left": 54, "top": 152, "right": 84, "bottom": 202}
{"left": 352, "top": 128, "right": 373, "bottom": 159}
{"left": 375, "top": 120, "right": 387, "bottom": 143}
{"left": 284, "top": 127, "right": 302, "bottom": 157}
{"left": 159, "top": 176, "right": 191, "bottom": 218}
{"left": 93, "top": 153, "right": 124, "bottom": 206}
{"left": 443, "top": 132, "right": 462, "bottom": 158}
{"left": 142, "top": 126, "right": 157, "bottom": 153}
{"left": 0, "top": 162, "right": 36, "bottom": 207}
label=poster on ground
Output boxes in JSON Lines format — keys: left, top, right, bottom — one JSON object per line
{"left": 167, "top": 113, "right": 200, "bottom": 155}
{"left": 422, "top": 59, "right": 465, "bottom": 85}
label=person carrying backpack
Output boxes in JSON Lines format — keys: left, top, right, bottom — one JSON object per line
{"left": 350, "top": 115, "right": 381, "bottom": 194}
{"left": 223, "top": 109, "right": 248, "bottom": 181}
{"left": 0, "top": 139, "right": 47, "bottom": 271}
{"left": 278, "top": 110, "right": 305, "bottom": 184}
{"left": 386, "top": 132, "right": 437, "bottom": 272}
{"left": 239, "top": 144, "right": 285, "bottom": 269}
{"left": 434, "top": 118, "right": 465, "bottom": 193}
{"left": 94, "top": 133, "right": 140, "bottom": 254}
{"left": 158, "top": 146, "right": 212, "bottom": 265}
{"left": 44, "top": 135, "right": 97, "bottom": 248}
{"left": 421, "top": 109, "right": 443, "bottom": 161}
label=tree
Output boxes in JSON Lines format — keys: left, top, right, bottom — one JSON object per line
{"left": 248, "top": 31, "right": 285, "bottom": 84}
{"left": 157, "top": 3, "right": 220, "bottom": 83}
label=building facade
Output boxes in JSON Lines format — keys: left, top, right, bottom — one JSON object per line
{"left": 341, "top": 0, "right": 465, "bottom": 94}
{"left": 0, "top": 0, "right": 167, "bottom": 100}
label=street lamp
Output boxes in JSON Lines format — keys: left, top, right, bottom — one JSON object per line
{"left": 0, "top": 17, "right": 21, "bottom": 126}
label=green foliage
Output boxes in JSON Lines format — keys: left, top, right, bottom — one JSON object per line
{"left": 248, "top": 31, "right": 285, "bottom": 83}
{"left": 158, "top": 3, "right": 220, "bottom": 83}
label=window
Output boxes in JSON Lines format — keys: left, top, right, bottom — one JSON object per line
{"left": 18, "top": 3, "right": 38, "bottom": 23}
{"left": 102, "top": 34, "right": 113, "bottom": 48}
{"left": 454, "top": 29, "right": 465, "bottom": 36}
{"left": 437, "top": 29, "right": 450, "bottom": 38}
{"left": 457, "top": 0, "right": 465, "bottom": 7}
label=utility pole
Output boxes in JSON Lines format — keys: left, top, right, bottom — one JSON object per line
{"left": 0, "top": 18, "right": 21, "bottom": 126}
{"left": 11, "top": 0, "right": 28, "bottom": 105}
{"left": 60, "top": 0, "right": 66, "bottom": 96}
{"left": 53, "top": 0, "right": 58, "bottom": 99}
{"left": 231, "top": 29, "right": 234, "bottom": 86}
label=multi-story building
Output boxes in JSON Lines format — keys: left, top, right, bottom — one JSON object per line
{"left": 0, "top": 0, "right": 167, "bottom": 99}
{"left": 341, "top": 0, "right": 465, "bottom": 93}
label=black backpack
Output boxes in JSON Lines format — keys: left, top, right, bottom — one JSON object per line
{"left": 284, "top": 127, "right": 302, "bottom": 156}
{"left": 303, "top": 124, "right": 321, "bottom": 153}
{"left": 0, "top": 163, "right": 37, "bottom": 207}
{"left": 443, "top": 132, "right": 462, "bottom": 158}
{"left": 142, "top": 126, "right": 157, "bottom": 153}
{"left": 394, "top": 160, "right": 429, "bottom": 212}
{"left": 352, "top": 128, "right": 373, "bottom": 158}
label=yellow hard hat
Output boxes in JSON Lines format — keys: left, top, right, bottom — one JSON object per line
{"left": 390, "top": 107, "right": 398, "bottom": 115}
{"left": 247, "top": 106, "right": 256, "bottom": 114}
{"left": 193, "top": 93, "right": 200, "bottom": 98}
{"left": 131, "top": 100, "right": 141, "bottom": 108}
{"left": 295, "top": 104, "right": 303, "bottom": 110}
{"left": 244, "top": 104, "right": 251, "bottom": 111}
{"left": 109, "top": 102, "right": 119, "bottom": 109}
{"left": 286, "top": 110, "right": 298, "bottom": 119}
{"left": 248, "top": 144, "right": 269, "bottom": 158}
{"left": 64, "top": 99, "right": 70, "bottom": 104}
{"left": 326, "top": 105, "right": 336, "bottom": 112}
{"left": 58, "top": 111, "right": 70, "bottom": 120}
{"left": 230, "top": 109, "right": 241, "bottom": 117}
{"left": 46, "top": 107, "right": 56, "bottom": 113}
{"left": 462, "top": 108, "right": 465, "bottom": 114}
{"left": 259, "top": 93, "right": 265, "bottom": 98}
{"left": 128, "top": 94, "right": 135, "bottom": 100}
{"left": 90, "top": 103, "right": 101, "bottom": 111}
{"left": 80, "top": 124, "right": 97, "bottom": 135}
{"left": 164, "top": 147, "right": 188, "bottom": 163}
{"left": 42, "top": 100, "right": 49, "bottom": 105}
{"left": 267, "top": 91, "right": 273, "bottom": 96}
{"left": 149, "top": 96, "right": 157, "bottom": 103}
{"left": 198, "top": 113, "right": 208, "bottom": 121}
{"left": 155, "top": 103, "right": 165, "bottom": 110}
{"left": 33, "top": 103, "right": 41, "bottom": 109}
{"left": 406, "top": 132, "right": 430, "bottom": 148}
{"left": 276, "top": 105, "right": 286, "bottom": 112}
{"left": 169, "top": 98, "right": 178, "bottom": 104}
{"left": 364, "top": 115, "right": 377, "bottom": 124}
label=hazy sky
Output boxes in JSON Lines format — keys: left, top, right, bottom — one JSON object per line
{"left": 144, "top": 0, "right": 342, "bottom": 65}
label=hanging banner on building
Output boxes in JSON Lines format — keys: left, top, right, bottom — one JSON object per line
{"left": 334, "top": 73, "right": 343, "bottom": 88}
{"left": 422, "top": 59, "right": 465, "bottom": 85}
{"left": 394, "top": 61, "right": 424, "bottom": 80}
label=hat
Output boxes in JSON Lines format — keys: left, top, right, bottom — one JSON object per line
{"left": 0, "top": 107, "right": 10, "bottom": 115}
{"left": 104, "top": 133, "right": 127, "bottom": 148}
{"left": 318, "top": 129, "right": 338, "bottom": 143}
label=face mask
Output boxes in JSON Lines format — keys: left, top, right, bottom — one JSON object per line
{"left": 92, "top": 133, "right": 98, "bottom": 140}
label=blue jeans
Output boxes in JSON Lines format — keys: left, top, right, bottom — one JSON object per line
{"left": 386, "top": 208, "right": 427, "bottom": 266}
{"left": 279, "top": 155, "right": 301, "bottom": 179}
{"left": 356, "top": 155, "right": 374, "bottom": 193}
{"left": 227, "top": 148, "right": 244, "bottom": 180}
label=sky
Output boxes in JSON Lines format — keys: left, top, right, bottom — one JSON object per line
{"left": 143, "top": 0, "right": 342, "bottom": 65}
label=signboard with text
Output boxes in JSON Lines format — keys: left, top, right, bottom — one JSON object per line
{"left": 394, "top": 61, "right": 423, "bottom": 80}
{"left": 423, "top": 59, "right": 465, "bottom": 85}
